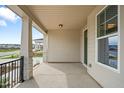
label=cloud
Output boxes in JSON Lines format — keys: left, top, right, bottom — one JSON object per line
{"left": 0, "top": 20, "right": 7, "bottom": 27}
{"left": 0, "top": 7, "right": 19, "bottom": 22}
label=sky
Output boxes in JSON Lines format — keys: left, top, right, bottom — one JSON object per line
{"left": 0, "top": 5, "right": 43, "bottom": 44}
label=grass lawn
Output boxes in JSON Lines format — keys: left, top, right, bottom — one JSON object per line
{"left": 0, "top": 54, "right": 19, "bottom": 59}
{"left": 0, "top": 49, "right": 20, "bottom": 61}
{"left": 0, "top": 49, "right": 20, "bottom": 52}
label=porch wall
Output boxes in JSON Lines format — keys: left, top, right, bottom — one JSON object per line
{"left": 84, "top": 5, "right": 124, "bottom": 87}
{"left": 47, "top": 29, "right": 80, "bottom": 62}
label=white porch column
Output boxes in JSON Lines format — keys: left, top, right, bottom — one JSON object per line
{"left": 21, "top": 16, "right": 33, "bottom": 80}
{"left": 43, "top": 33, "right": 48, "bottom": 62}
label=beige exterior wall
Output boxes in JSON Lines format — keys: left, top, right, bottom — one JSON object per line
{"left": 85, "top": 5, "right": 124, "bottom": 87}
{"left": 47, "top": 29, "right": 80, "bottom": 62}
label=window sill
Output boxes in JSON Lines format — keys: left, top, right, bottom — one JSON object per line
{"left": 96, "top": 61, "right": 120, "bottom": 73}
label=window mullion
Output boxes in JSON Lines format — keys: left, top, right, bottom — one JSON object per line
{"left": 104, "top": 9, "right": 106, "bottom": 36}
{"left": 97, "top": 33, "right": 118, "bottom": 40}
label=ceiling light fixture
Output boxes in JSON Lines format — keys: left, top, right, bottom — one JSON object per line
{"left": 58, "top": 24, "right": 63, "bottom": 28}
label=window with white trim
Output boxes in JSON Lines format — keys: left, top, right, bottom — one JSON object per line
{"left": 97, "top": 5, "right": 118, "bottom": 69}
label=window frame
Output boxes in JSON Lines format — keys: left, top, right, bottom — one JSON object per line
{"left": 95, "top": 5, "right": 120, "bottom": 73}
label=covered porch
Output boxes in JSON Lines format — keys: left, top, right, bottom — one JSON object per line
{"left": 7, "top": 5, "right": 95, "bottom": 83}
{"left": 2, "top": 5, "right": 124, "bottom": 88}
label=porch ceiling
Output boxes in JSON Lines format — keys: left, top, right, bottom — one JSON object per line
{"left": 26, "top": 5, "right": 96, "bottom": 30}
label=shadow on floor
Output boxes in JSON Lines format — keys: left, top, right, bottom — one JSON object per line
{"left": 17, "top": 78, "right": 39, "bottom": 88}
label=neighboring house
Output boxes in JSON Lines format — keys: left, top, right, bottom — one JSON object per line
{"left": 0, "top": 44, "right": 20, "bottom": 49}
{"left": 33, "top": 38, "right": 43, "bottom": 51}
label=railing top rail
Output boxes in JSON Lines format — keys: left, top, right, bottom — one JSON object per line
{"left": 0, "top": 57, "right": 23, "bottom": 65}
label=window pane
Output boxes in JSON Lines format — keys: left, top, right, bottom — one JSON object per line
{"left": 108, "top": 36, "right": 118, "bottom": 69}
{"left": 98, "top": 36, "right": 118, "bottom": 69}
{"left": 97, "top": 11, "right": 105, "bottom": 25}
{"left": 98, "top": 38, "right": 107, "bottom": 64}
{"left": 106, "top": 16, "right": 118, "bottom": 34}
{"left": 106, "top": 5, "right": 118, "bottom": 21}
{"left": 97, "top": 24, "right": 105, "bottom": 37}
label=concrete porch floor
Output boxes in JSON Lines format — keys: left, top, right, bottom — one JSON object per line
{"left": 17, "top": 63, "right": 101, "bottom": 88}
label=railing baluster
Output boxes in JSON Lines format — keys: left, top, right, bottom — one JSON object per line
{"left": 14, "top": 61, "right": 16, "bottom": 86}
{"left": 4, "top": 64, "right": 6, "bottom": 88}
{"left": 13, "top": 62, "right": 14, "bottom": 86}
{"left": 8, "top": 63, "right": 10, "bottom": 88}
{"left": 17, "top": 61, "right": 18, "bottom": 83}
{"left": 19, "top": 60, "right": 20, "bottom": 83}
{"left": 15, "top": 61, "right": 17, "bottom": 85}
{"left": 0, "top": 65, "right": 2, "bottom": 88}
{"left": 13, "top": 62, "right": 14, "bottom": 87}
{"left": 11, "top": 62, "right": 13, "bottom": 88}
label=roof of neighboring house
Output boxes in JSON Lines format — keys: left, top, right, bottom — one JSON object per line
{"left": 33, "top": 38, "right": 43, "bottom": 41}
{"left": 33, "top": 38, "right": 44, "bottom": 43}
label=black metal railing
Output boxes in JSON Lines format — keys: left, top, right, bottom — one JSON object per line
{"left": 0, "top": 56, "right": 24, "bottom": 88}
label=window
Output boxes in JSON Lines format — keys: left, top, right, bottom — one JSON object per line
{"left": 97, "top": 5, "right": 118, "bottom": 69}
